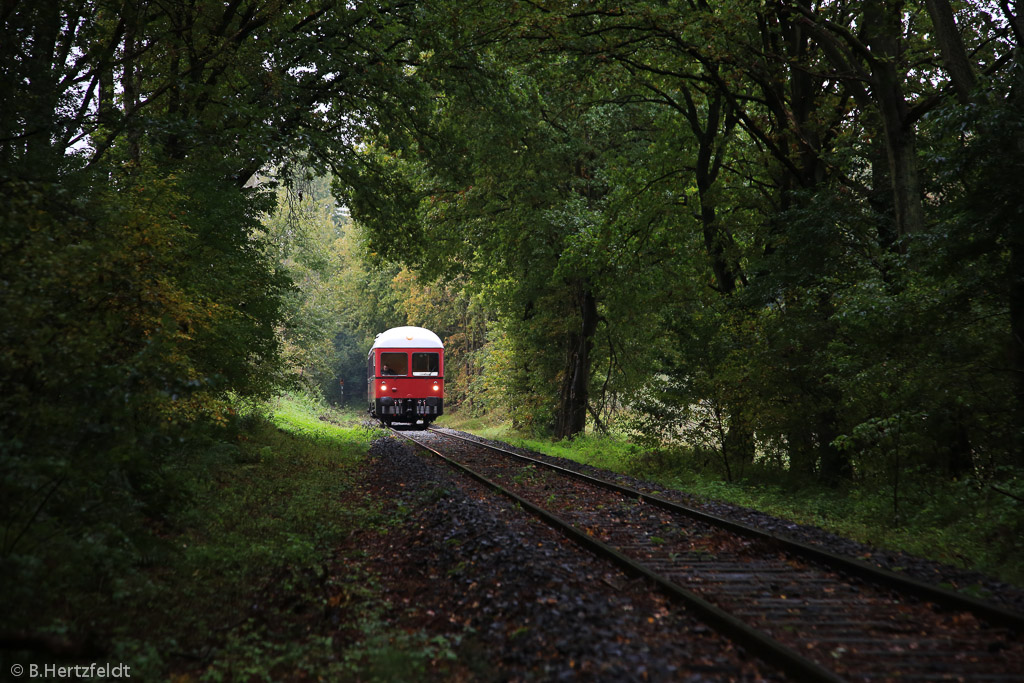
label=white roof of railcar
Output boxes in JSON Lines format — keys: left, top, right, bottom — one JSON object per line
{"left": 371, "top": 326, "right": 444, "bottom": 350}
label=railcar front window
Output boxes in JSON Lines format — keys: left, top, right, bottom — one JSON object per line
{"left": 412, "top": 352, "right": 440, "bottom": 376}
{"left": 380, "top": 352, "right": 408, "bottom": 376}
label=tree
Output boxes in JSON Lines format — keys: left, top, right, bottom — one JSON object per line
{"left": 0, "top": 0, "right": 432, "bottom": 638}
{"left": 343, "top": 5, "right": 706, "bottom": 436}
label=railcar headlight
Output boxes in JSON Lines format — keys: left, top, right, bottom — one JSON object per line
{"left": 380, "top": 383, "right": 387, "bottom": 391}
{"left": 432, "top": 384, "right": 440, "bottom": 392}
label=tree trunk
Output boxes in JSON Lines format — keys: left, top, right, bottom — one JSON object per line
{"left": 792, "top": 0, "right": 926, "bottom": 239}
{"left": 723, "top": 417, "right": 755, "bottom": 468}
{"left": 816, "top": 407, "right": 851, "bottom": 485}
{"left": 555, "top": 285, "right": 598, "bottom": 439}
{"left": 1011, "top": 158, "right": 1024, "bottom": 461}
{"left": 21, "top": 2, "right": 61, "bottom": 177}
{"left": 787, "top": 428, "right": 819, "bottom": 478}
{"left": 1006, "top": 17, "right": 1024, "bottom": 460}
{"left": 924, "top": 0, "right": 977, "bottom": 105}
{"left": 690, "top": 90, "right": 743, "bottom": 294}
{"left": 122, "top": 3, "right": 143, "bottom": 165}
{"left": 881, "top": 109, "right": 925, "bottom": 239}
{"left": 862, "top": 0, "right": 926, "bottom": 238}
{"left": 868, "top": 136, "right": 898, "bottom": 250}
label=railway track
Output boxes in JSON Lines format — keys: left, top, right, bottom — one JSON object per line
{"left": 392, "top": 426, "right": 1024, "bottom": 682}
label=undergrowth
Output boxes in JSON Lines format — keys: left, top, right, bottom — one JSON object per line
{"left": 2, "top": 394, "right": 458, "bottom": 681}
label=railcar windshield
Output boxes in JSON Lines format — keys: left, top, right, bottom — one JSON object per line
{"left": 412, "top": 352, "right": 440, "bottom": 376}
{"left": 380, "top": 352, "right": 408, "bottom": 376}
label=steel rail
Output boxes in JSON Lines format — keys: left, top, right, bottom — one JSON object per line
{"left": 428, "top": 428, "right": 1024, "bottom": 631}
{"left": 395, "top": 428, "right": 845, "bottom": 683}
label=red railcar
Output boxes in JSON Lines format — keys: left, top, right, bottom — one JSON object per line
{"left": 367, "top": 326, "right": 444, "bottom": 427}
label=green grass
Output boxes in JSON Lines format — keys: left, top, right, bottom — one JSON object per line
{"left": 435, "top": 411, "right": 517, "bottom": 440}
{"left": 446, "top": 413, "right": 1024, "bottom": 589}
{"left": 270, "top": 393, "right": 372, "bottom": 436}
{"left": 21, "top": 394, "right": 458, "bottom": 682}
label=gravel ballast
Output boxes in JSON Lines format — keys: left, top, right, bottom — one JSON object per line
{"left": 429, "top": 427, "right": 1024, "bottom": 617}
{"left": 357, "top": 436, "right": 782, "bottom": 681}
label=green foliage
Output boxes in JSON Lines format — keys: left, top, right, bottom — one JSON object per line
{"left": 258, "top": 173, "right": 354, "bottom": 398}
{"left": 326, "top": 0, "right": 1022, "bottom": 496}
{"left": 346, "top": 9, "right": 712, "bottom": 436}
{"left": 0, "top": 160, "right": 295, "bottom": 633}
{"left": 0, "top": 165, "right": 283, "bottom": 636}
{"left": 0, "top": 0, "right": 430, "bottom": 658}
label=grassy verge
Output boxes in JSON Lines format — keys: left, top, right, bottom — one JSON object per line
{"left": 440, "top": 414, "right": 1024, "bottom": 589}
{"left": 6, "top": 395, "right": 457, "bottom": 681}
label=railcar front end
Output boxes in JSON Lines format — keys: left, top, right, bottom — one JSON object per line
{"left": 368, "top": 326, "right": 444, "bottom": 427}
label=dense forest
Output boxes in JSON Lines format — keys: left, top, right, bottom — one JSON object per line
{"left": 3, "top": 0, "right": 1023, "bottom": 653}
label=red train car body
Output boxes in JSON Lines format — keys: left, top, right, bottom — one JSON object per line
{"left": 367, "top": 326, "right": 444, "bottom": 427}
